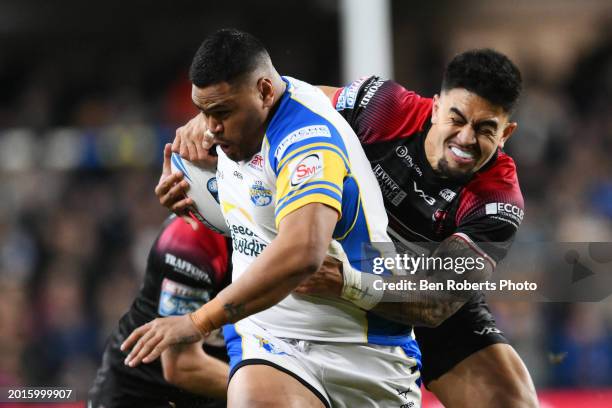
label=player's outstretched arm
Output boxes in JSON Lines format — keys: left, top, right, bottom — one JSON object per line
{"left": 297, "top": 234, "right": 494, "bottom": 327}
{"left": 161, "top": 341, "right": 229, "bottom": 400}
{"left": 121, "top": 202, "right": 337, "bottom": 366}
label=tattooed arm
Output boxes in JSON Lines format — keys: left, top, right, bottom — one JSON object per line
{"left": 369, "top": 234, "right": 494, "bottom": 327}
{"left": 296, "top": 233, "right": 495, "bottom": 328}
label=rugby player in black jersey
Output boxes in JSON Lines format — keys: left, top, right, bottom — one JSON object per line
{"left": 88, "top": 216, "right": 230, "bottom": 408}
{"left": 157, "top": 49, "right": 538, "bottom": 407}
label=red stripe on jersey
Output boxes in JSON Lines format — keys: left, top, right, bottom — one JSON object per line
{"left": 455, "top": 151, "right": 524, "bottom": 226}
{"left": 354, "top": 80, "right": 433, "bottom": 145}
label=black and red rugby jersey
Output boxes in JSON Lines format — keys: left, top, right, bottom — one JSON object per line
{"left": 97, "top": 216, "right": 231, "bottom": 404}
{"left": 333, "top": 76, "right": 524, "bottom": 262}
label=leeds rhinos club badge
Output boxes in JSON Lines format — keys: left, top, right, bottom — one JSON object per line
{"left": 250, "top": 181, "right": 273, "bottom": 206}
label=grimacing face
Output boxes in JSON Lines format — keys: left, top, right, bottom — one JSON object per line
{"left": 426, "top": 88, "right": 517, "bottom": 181}
{"left": 191, "top": 77, "right": 275, "bottom": 162}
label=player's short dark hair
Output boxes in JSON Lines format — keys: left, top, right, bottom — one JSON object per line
{"left": 441, "top": 49, "right": 522, "bottom": 114}
{"left": 189, "top": 28, "right": 269, "bottom": 88}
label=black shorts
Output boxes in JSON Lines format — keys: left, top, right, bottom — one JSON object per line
{"left": 88, "top": 336, "right": 225, "bottom": 408}
{"left": 414, "top": 294, "right": 508, "bottom": 386}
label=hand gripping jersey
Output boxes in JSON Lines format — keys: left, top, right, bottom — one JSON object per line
{"left": 216, "top": 76, "right": 417, "bottom": 350}
{"left": 333, "top": 76, "right": 525, "bottom": 262}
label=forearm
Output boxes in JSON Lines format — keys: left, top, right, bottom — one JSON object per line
{"left": 371, "top": 299, "right": 465, "bottom": 328}
{"left": 215, "top": 234, "right": 322, "bottom": 321}
{"left": 161, "top": 343, "right": 229, "bottom": 399}
{"left": 343, "top": 234, "right": 494, "bottom": 327}
{"left": 190, "top": 203, "right": 336, "bottom": 334}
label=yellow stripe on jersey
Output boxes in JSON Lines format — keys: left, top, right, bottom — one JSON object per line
{"left": 277, "top": 142, "right": 349, "bottom": 171}
{"left": 277, "top": 181, "right": 342, "bottom": 209}
{"left": 275, "top": 148, "right": 347, "bottom": 227}
{"left": 276, "top": 193, "right": 342, "bottom": 228}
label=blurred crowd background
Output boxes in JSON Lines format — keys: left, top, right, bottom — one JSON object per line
{"left": 0, "top": 0, "right": 611, "bottom": 400}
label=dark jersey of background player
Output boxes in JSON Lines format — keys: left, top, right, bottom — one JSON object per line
{"left": 332, "top": 76, "right": 524, "bottom": 384}
{"left": 89, "top": 216, "right": 231, "bottom": 408}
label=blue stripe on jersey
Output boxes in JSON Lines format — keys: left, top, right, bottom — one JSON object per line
{"left": 366, "top": 312, "right": 416, "bottom": 345}
{"left": 277, "top": 180, "right": 343, "bottom": 208}
{"left": 402, "top": 340, "right": 423, "bottom": 387}
{"left": 275, "top": 187, "right": 343, "bottom": 217}
{"left": 333, "top": 176, "right": 359, "bottom": 239}
{"left": 222, "top": 324, "right": 243, "bottom": 372}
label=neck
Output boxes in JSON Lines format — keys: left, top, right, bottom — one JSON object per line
{"left": 264, "top": 72, "right": 287, "bottom": 127}
{"left": 424, "top": 124, "right": 441, "bottom": 172}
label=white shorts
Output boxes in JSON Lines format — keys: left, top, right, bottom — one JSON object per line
{"left": 223, "top": 319, "right": 421, "bottom": 408}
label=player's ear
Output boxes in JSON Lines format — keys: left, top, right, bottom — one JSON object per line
{"left": 431, "top": 94, "right": 440, "bottom": 124}
{"left": 499, "top": 122, "right": 517, "bottom": 148}
{"left": 258, "top": 77, "right": 275, "bottom": 108}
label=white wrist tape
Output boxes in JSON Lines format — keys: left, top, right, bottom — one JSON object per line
{"left": 328, "top": 240, "right": 383, "bottom": 310}
{"left": 341, "top": 265, "right": 384, "bottom": 310}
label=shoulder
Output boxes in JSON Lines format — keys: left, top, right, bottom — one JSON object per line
{"left": 266, "top": 77, "right": 349, "bottom": 172}
{"left": 333, "top": 76, "right": 433, "bottom": 144}
{"left": 456, "top": 151, "right": 524, "bottom": 225}
{"left": 464, "top": 151, "right": 523, "bottom": 202}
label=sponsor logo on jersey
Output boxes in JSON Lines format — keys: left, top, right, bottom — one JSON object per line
{"left": 439, "top": 188, "right": 457, "bottom": 202}
{"left": 233, "top": 170, "right": 243, "bottom": 180}
{"left": 274, "top": 125, "right": 331, "bottom": 160}
{"left": 360, "top": 78, "right": 385, "bottom": 108}
{"left": 230, "top": 224, "right": 267, "bottom": 257}
{"left": 207, "top": 177, "right": 220, "bottom": 204}
{"left": 473, "top": 326, "right": 503, "bottom": 336}
{"left": 248, "top": 153, "right": 264, "bottom": 170}
{"left": 290, "top": 153, "right": 323, "bottom": 187}
{"left": 164, "top": 253, "right": 212, "bottom": 283}
{"left": 485, "top": 202, "right": 524, "bottom": 225}
{"left": 413, "top": 181, "right": 436, "bottom": 206}
{"left": 158, "top": 278, "right": 211, "bottom": 316}
{"left": 395, "top": 145, "right": 423, "bottom": 176}
{"left": 373, "top": 164, "right": 407, "bottom": 206}
{"left": 335, "top": 77, "right": 367, "bottom": 110}
{"left": 250, "top": 181, "right": 273, "bottom": 207}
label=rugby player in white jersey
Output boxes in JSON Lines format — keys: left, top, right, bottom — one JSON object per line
{"left": 122, "top": 29, "right": 421, "bottom": 408}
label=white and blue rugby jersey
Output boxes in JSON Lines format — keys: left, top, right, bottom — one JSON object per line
{"left": 214, "top": 76, "right": 417, "bottom": 349}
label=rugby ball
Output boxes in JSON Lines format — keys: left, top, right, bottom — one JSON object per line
{"left": 170, "top": 153, "right": 229, "bottom": 236}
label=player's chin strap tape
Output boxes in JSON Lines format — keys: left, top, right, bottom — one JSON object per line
{"left": 328, "top": 241, "right": 383, "bottom": 311}
{"left": 189, "top": 296, "right": 226, "bottom": 336}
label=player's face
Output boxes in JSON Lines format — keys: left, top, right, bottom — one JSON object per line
{"left": 191, "top": 78, "right": 272, "bottom": 162}
{"left": 427, "top": 88, "right": 517, "bottom": 181}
